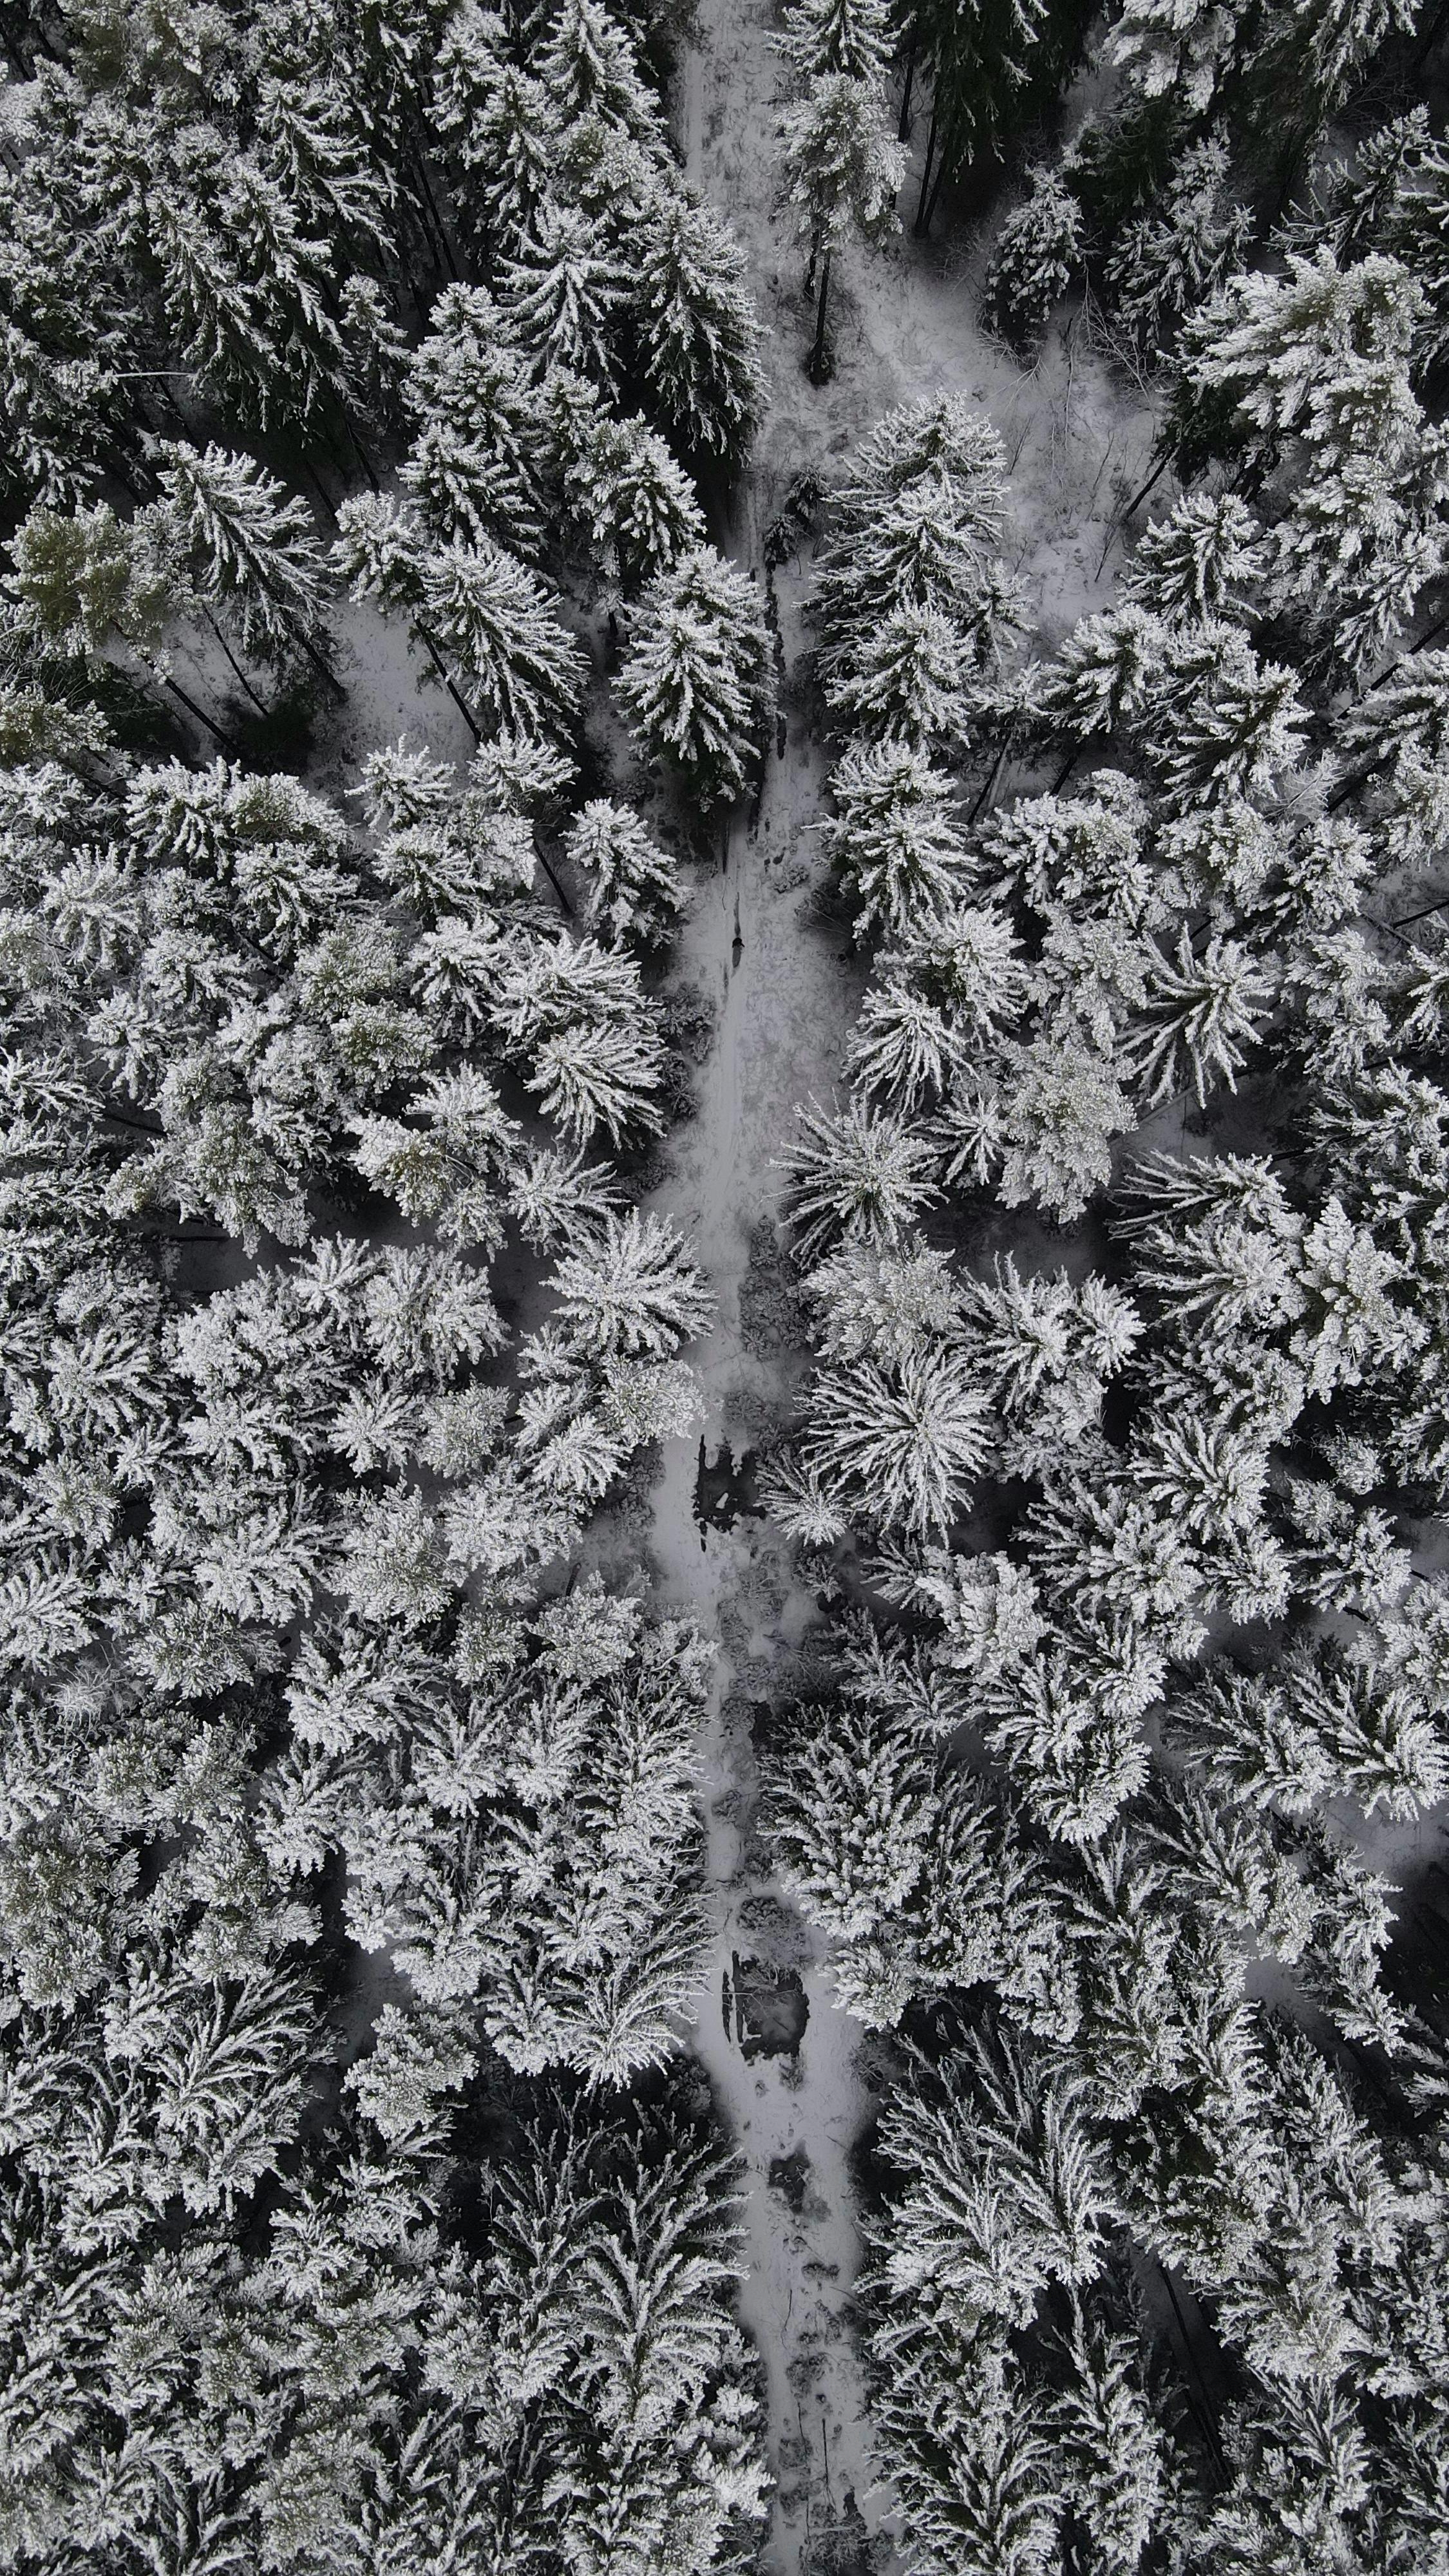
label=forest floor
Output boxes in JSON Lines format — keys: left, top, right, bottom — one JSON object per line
{"left": 643, "top": 8, "right": 1164, "bottom": 2571}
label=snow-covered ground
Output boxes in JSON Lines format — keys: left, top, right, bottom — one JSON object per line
{"left": 644, "top": 4, "right": 1166, "bottom": 2564}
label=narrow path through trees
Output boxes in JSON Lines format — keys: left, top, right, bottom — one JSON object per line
{"left": 645, "top": 6, "right": 1162, "bottom": 2561}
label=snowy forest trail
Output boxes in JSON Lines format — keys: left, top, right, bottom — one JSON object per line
{"left": 645, "top": 8, "right": 1166, "bottom": 2567}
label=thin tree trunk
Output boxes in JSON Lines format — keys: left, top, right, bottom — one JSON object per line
{"left": 408, "top": 144, "right": 459, "bottom": 281}
{"left": 923, "top": 137, "right": 951, "bottom": 232}
{"left": 1158, "top": 2264, "right": 1224, "bottom": 2463}
{"left": 897, "top": 28, "right": 917, "bottom": 140}
{"left": 160, "top": 672, "right": 245, "bottom": 755}
{"left": 1324, "top": 759, "right": 1381, "bottom": 812}
{"left": 1096, "top": 451, "right": 1170, "bottom": 572}
{"left": 808, "top": 248, "right": 833, "bottom": 381}
{"left": 535, "top": 848, "right": 573, "bottom": 916}
{"left": 1052, "top": 744, "right": 1082, "bottom": 794}
{"left": 298, "top": 453, "right": 339, "bottom": 528}
{"left": 969, "top": 743, "right": 1008, "bottom": 822}
{"left": 1394, "top": 891, "right": 1449, "bottom": 927}
{"left": 417, "top": 623, "right": 482, "bottom": 740}
{"left": 913, "top": 107, "right": 938, "bottom": 234}
{"left": 292, "top": 628, "right": 348, "bottom": 698}
{"left": 343, "top": 412, "right": 382, "bottom": 493}
{"left": 102, "top": 1104, "right": 166, "bottom": 1135}
{"left": 203, "top": 610, "right": 270, "bottom": 714}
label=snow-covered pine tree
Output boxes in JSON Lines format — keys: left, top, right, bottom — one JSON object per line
{"left": 564, "top": 799, "right": 687, "bottom": 944}
{"left": 629, "top": 190, "right": 765, "bottom": 460}
{"left": 909, "top": 0, "right": 1061, "bottom": 234}
{"left": 818, "top": 737, "right": 977, "bottom": 940}
{"left": 429, "top": 1, "right": 554, "bottom": 258}
{"left": 814, "top": 394, "right": 1017, "bottom": 698}
{"left": 538, "top": 0, "right": 663, "bottom": 142}
{"left": 1121, "top": 492, "right": 1269, "bottom": 624}
{"left": 1105, "top": 0, "right": 1249, "bottom": 115}
{"left": 1106, "top": 133, "right": 1254, "bottom": 356}
{"left": 547, "top": 1210, "right": 715, "bottom": 1359}
{"left": 617, "top": 544, "right": 773, "bottom": 805}
{"left": 983, "top": 165, "right": 1083, "bottom": 347}
{"left": 1247, "top": 0, "right": 1418, "bottom": 137}
{"left": 152, "top": 439, "right": 334, "bottom": 681}
{"left": 782, "top": 1094, "right": 942, "bottom": 1258}
{"left": 554, "top": 391, "right": 707, "bottom": 588}
{"left": 421, "top": 541, "right": 587, "bottom": 738}
{"left": 777, "top": 0, "right": 895, "bottom": 83}
{"left": 779, "top": 70, "right": 905, "bottom": 377}
{"left": 502, "top": 195, "right": 630, "bottom": 382}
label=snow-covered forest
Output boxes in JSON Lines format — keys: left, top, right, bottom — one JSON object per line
{"left": 3, "top": 0, "right": 1449, "bottom": 2563}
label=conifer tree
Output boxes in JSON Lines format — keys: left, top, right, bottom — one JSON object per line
{"left": 1105, "top": 0, "right": 1248, "bottom": 115}
{"left": 983, "top": 166, "right": 1083, "bottom": 346}
{"left": 819, "top": 739, "right": 976, "bottom": 940}
{"left": 777, "top": 0, "right": 895, "bottom": 82}
{"left": 617, "top": 545, "right": 773, "bottom": 805}
{"left": 779, "top": 71, "right": 905, "bottom": 379}
{"left": 153, "top": 439, "right": 335, "bottom": 679}
{"left": 1106, "top": 133, "right": 1254, "bottom": 356}
{"left": 556, "top": 397, "right": 707, "bottom": 588}
{"left": 538, "top": 0, "right": 663, "bottom": 141}
{"left": 503, "top": 196, "right": 629, "bottom": 381}
{"left": 422, "top": 540, "right": 587, "bottom": 738}
{"left": 430, "top": 3, "right": 554, "bottom": 257}
{"left": 564, "top": 800, "right": 687, "bottom": 945}
{"left": 909, "top": 0, "right": 1063, "bottom": 234}
{"left": 629, "top": 192, "right": 765, "bottom": 459}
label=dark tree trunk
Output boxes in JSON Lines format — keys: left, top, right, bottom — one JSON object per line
{"left": 298, "top": 451, "right": 339, "bottom": 528}
{"left": 535, "top": 848, "right": 573, "bottom": 916}
{"left": 290, "top": 627, "right": 348, "bottom": 698}
{"left": 969, "top": 744, "right": 1009, "bottom": 821}
{"left": 203, "top": 610, "right": 270, "bottom": 715}
{"left": 407, "top": 142, "right": 459, "bottom": 282}
{"left": 162, "top": 672, "right": 245, "bottom": 755}
{"left": 417, "top": 623, "right": 482, "bottom": 740}
{"left": 913, "top": 106, "right": 938, "bottom": 234}
{"left": 808, "top": 248, "right": 833, "bottom": 382}
{"left": 1096, "top": 450, "right": 1170, "bottom": 570}
{"left": 898, "top": 28, "right": 917, "bottom": 139}
{"left": 343, "top": 412, "right": 382, "bottom": 493}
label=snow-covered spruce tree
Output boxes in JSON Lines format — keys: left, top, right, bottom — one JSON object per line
{"left": 778, "top": 0, "right": 895, "bottom": 82}
{"left": 817, "top": 738, "right": 978, "bottom": 942}
{"left": 502, "top": 194, "right": 631, "bottom": 382}
{"left": 983, "top": 164, "right": 1084, "bottom": 348}
{"left": 907, "top": 0, "right": 1071, "bottom": 237}
{"left": 564, "top": 799, "right": 687, "bottom": 945}
{"left": 779, "top": 66, "right": 905, "bottom": 378}
{"left": 617, "top": 544, "right": 773, "bottom": 806}
{"left": 813, "top": 395, "right": 1022, "bottom": 753}
{"left": 152, "top": 437, "right": 337, "bottom": 686}
{"left": 396, "top": 284, "right": 553, "bottom": 563}
{"left": 629, "top": 190, "right": 766, "bottom": 460}
{"left": 1104, "top": 133, "right": 1254, "bottom": 357}
{"left": 552, "top": 385, "right": 708, "bottom": 590}
{"left": 429, "top": 3, "right": 554, "bottom": 260}
{"left": 1104, "top": 0, "right": 1250, "bottom": 116}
